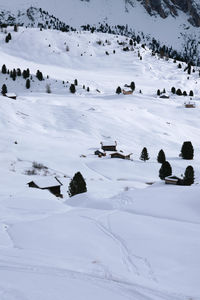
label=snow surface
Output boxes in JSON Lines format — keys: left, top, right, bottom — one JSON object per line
{"left": 0, "top": 28, "right": 200, "bottom": 300}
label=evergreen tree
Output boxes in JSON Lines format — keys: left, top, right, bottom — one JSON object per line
{"left": 23, "top": 70, "right": 28, "bottom": 79}
{"left": 140, "top": 147, "right": 149, "bottom": 162}
{"left": 68, "top": 172, "right": 87, "bottom": 197}
{"left": 70, "top": 84, "right": 76, "bottom": 94}
{"left": 157, "top": 149, "right": 166, "bottom": 163}
{"left": 181, "top": 141, "right": 194, "bottom": 160}
{"left": 14, "top": 24, "right": 18, "bottom": 32}
{"left": 74, "top": 79, "right": 78, "bottom": 86}
{"left": 26, "top": 79, "right": 30, "bottom": 89}
{"left": 176, "top": 88, "right": 182, "bottom": 96}
{"left": 17, "top": 68, "right": 21, "bottom": 76}
{"left": 159, "top": 161, "right": 172, "bottom": 180}
{"left": 87, "top": 87, "right": 90, "bottom": 92}
{"left": 189, "top": 90, "right": 194, "bottom": 97}
{"left": 171, "top": 87, "right": 176, "bottom": 94}
{"left": 130, "top": 81, "right": 135, "bottom": 91}
{"left": 1, "top": 84, "right": 7, "bottom": 95}
{"left": 177, "top": 63, "right": 182, "bottom": 69}
{"left": 183, "top": 91, "right": 187, "bottom": 96}
{"left": 116, "top": 86, "right": 122, "bottom": 94}
{"left": 183, "top": 165, "right": 194, "bottom": 186}
{"left": 12, "top": 69, "right": 16, "bottom": 81}
{"left": 157, "top": 89, "right": 160, "bottom": 96}
{"left": 1, "top": 64, "right": 7, "bottom": 74}
{"left": 36, "top": 70, "right": 43, "bottom": 81}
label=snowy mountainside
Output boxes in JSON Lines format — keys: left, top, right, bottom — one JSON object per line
{"left": 0, "top": 28, "right": 200, "bottom": 300}
{"left": 0, "top": 0, "right": 200, "bottom": 63}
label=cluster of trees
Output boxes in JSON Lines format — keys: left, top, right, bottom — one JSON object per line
{"left": 69, "top": 79, "right": 90, "bottom": 94}
{"left": 138, "top": 142, "right": 194, "bottom": 186}
{"left": 171, "top": 87, "right": 194, "bottom": 97}
{"left": 1, "top": 64, "right": 45, "bottom": 91}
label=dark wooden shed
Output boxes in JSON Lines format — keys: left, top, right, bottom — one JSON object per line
{"left": 110, "top": 152, "right": 132, "bottom": 160}
{"left": 5, "top": 93, "right": 17, "bottom": 100}
{"left": 27, "top": 177, "right": 63, "bottom": 197}
{"left": 165, "top": 176, "right": 182, "bottom": 185}
{"left": 101, "top": 141, "right": 117, "bottom": 152}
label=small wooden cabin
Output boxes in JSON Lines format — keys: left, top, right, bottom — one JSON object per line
{"left": 184, "top": 102, "right": 196, "bottom": 108}
{"left": 160, "top": 95, "right": 169, "bottom": 99}
{"left": 5, "top": 93, "right": 17, "bottom": 100}
{"left": 110, "top": 152, "right": 132, "bottom": 160}
{"left": 27, "top": 176, "right": 63, "bottom": 197}
{"left": 94, "top": 150, "right": 106, "bottom": 157}
{"left": 165, "top": 176, "right": 181, "bottom": 185}
{"left": 122, "top": 89, "right": 133, "bottom": 95}
{"left": 101, "top": 141, "right": 117, "bottom": 152}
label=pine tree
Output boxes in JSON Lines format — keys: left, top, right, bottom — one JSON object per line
{"left": 12, "top": 69, "right": 16, "bottom": 81}
{"left": 14, "top": 24, "right": 18, "bottom": 32}
{"left": 116, "top": 86, "right": 122, "bottom": 94}
{"left": 181, "top": 141, "right": 194, "bottom": 160}
{"left": 183, "top": 91, "right": 187, "bottom": 96}
{"left": 36, "top": 70, "right": 43, "bottom": 81}
{"left": 171, "top": 87, "right": 176, "bottom": 94}
{"left": 1, "top": 84, "right": 7, "bottom": 95}
{"left": 176, "top": 89, "right": 182, "bottom": 96}
{"left": 159, "top": 161, "right": 172, "bottom": 180}
{"left": 70, "top": 84, "right": 76, "bottom": 94}
{"left": 68, "top": 172, "right": 87, "bottom": 197}
{"left": 140, "top": 147, "right": 149, "bottom": 162}
{"left": 87, "top": 87, "right": 90, "bottom": 92}
{"left": 130, "top": 81, "right": 135, "bottom": 91}
{"left": 26, "top": 79, "right": 30, "bottom": 89}
{"left": 157, "top": 149, "right": 166, "bottom": 163}
{"left": 74, "top": 79, "right": 78, "bottom": 86}
{"left": 183, "top": 165, "right": 194, "bottom": 186}
{"left": 1, "top": 64, "right": 7, "bottom": 74}
{"left": 17, "top": 68, "right": 21, "bottom": 76}
{"left": 189, "top": 90, "right": 194, "bottom": 97}
{"left": 157, "top": 89, "right": 161, "bottom": 96}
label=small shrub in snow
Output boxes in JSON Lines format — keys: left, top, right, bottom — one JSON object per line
{"left": 46, "top": 84, "right": 51, "bottom": 93}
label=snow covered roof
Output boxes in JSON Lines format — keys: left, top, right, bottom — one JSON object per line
{"left": 29, "top": 177, "right": 62, "bottom": 188}
{"left": 165, "top": 176, "right": 180, "bottom": 182}
{"left": 6, "top": 93, "right": 17, "bottom": 98}
{"left": 101, "top": 141, "right": 117, "bottom": 146}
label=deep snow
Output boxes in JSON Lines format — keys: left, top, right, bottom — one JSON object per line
{"left": 0, "top": 28, "right": 199, "bottom": 300}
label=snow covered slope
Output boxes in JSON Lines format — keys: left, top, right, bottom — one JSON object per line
{"left": 0, "top": 0, "right": 200, "bottom": 60}
{"left": 0, "top": 28, "right": 200, "bottom": 300}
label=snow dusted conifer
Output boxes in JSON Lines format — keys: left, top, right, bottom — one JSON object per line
{"left": 116, "top": 86, "right": 122, "bottom": 94}
{"left": 26, "top": 79, "right": 30, "bottom": 89}
{"left": 70, "top": 84, "right": 76, "bottom": 94}
{"left": 183, "top": 166, "right": 194, "bottom": 186}
{"left": 157, "top": 149, "right": 166, "bottom": 164}
{"left": 68, "top": 172, "right": 87, "bottom": 197}
{"left": 181, "top": 141, "right": 194, "bottom": 160}
{"left": 140, "top": 147, "right": 149, "bottom": 162}
{"left": 1, "top": 84, "right": 7, "bottom": 95}
{"left": 1, "top": 64, "right": 7, "bottom": 74}
{"left": 159, "top": 161, "right": 172, "bottom": 180}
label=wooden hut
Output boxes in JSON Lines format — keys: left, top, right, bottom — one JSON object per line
{"left": 122, "top": 89, "right": 133, "bottom": 95}
{"left": 5, "top": 93, "right": 17, "bottom": 100}
{"left": 27, "top": 176, "right": 63, "bottom": 197}
{"left": 94, "top": 150, "right": 106, "bottom": 157}
{"left": 101, "top": 141, "right": 117, "bottom": 152}
{"left": 184, "top": 102, "right": 196, "bottom": 108}
{"left": 165, "top": 176, "right": 181, "bottom": 185}
{"left": 110, "top": 152, "right": 132, "bottom": 160}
